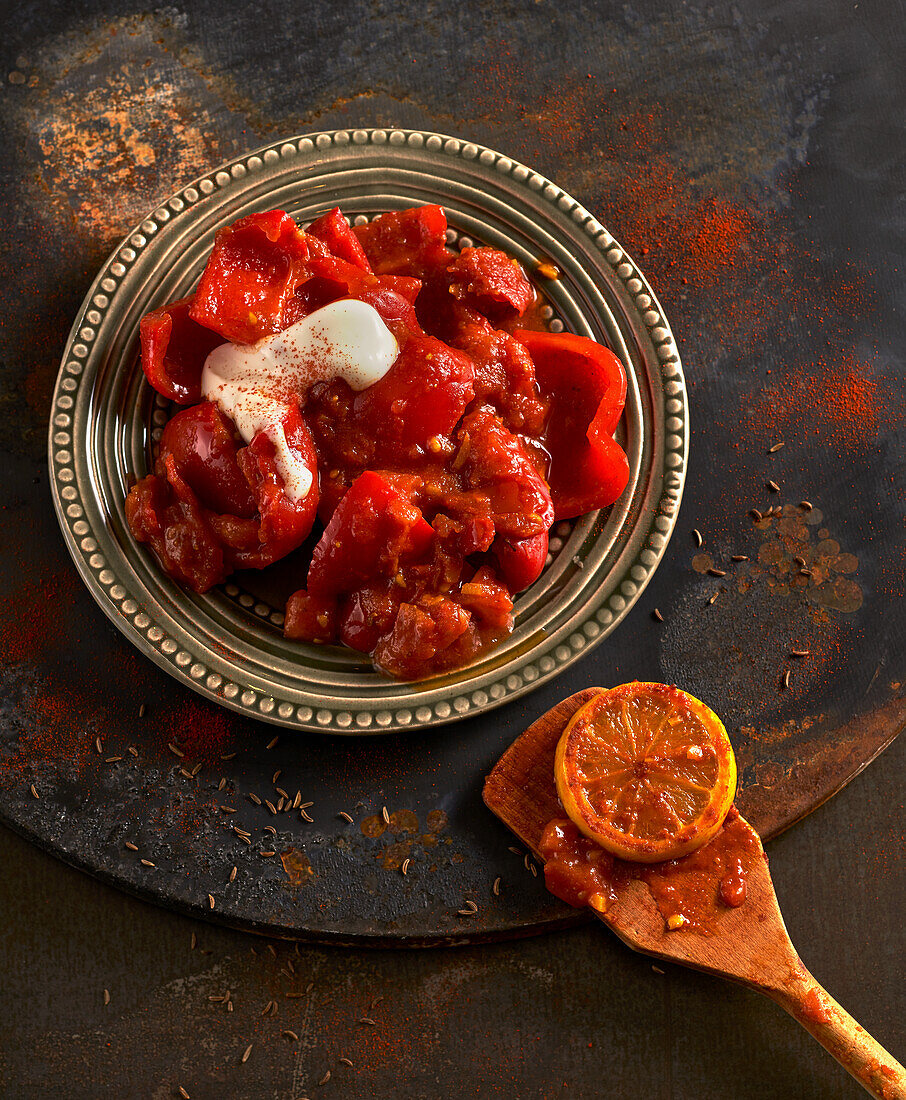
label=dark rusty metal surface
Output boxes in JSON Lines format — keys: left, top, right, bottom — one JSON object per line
{"left": 0, "top": 0, "right": 903, "bottom": 949}
{"left": 0, "top": 0, "right": 903, "bottom": 1090}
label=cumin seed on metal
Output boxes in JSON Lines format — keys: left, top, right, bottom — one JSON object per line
{"left": 275, "top": 786, "right": 289, "bottom": 800}
{"left": 95, "top": 737, "right": 103, "bottom": 754}
{"left": 208, "top": 894, "right": 215, "bottom": 910}
{"left": 493, "top": 877, "right": 501, "bottom": 896}
{"left": 707, "top": 567, "right": 726, "bottom": 577}
{"left": 359, "top": 1017, "right": 377, "bottom": 1026}
{"left": 282, "top": 1030, "right": 299, "bottom": 1041}
{"left": 749, "top": 509, "right": 763, "bottom": 522}
{"left": 382, "top": 805, "right": 390, "bottom": 825}
{"left": 190, "top": 932, "right": 197, "bottom": 950}
{"left": 178, "top": 1086, "right": 190, "bottom": 1099}
{"left": 708, "top": 592, "right": 720, "bottom": 605}
{"left": 229, "top": 866, "right": 237, "bottom": 882}
{"left": 319, "top": 1071, "right": 331, "bottom": 1086}
{"left": 128, "top": 746, "right": 139, "bottom": 757}
{"left": 265, "top": 800, "right": 277, "bottom": 815}
{"left": 340, "top": 1057, "right": 354, "bottom": 1067}
{"left": 790, "top": 649, "right": 810, "bottom": 658}
{"left": 652, "top": 608, "right": 664, "bottom": 622}
{"left": 264, "top": 825, "right": 277, "bottom": 835}
{"left": 800, "top": 500, "right": 813, "bottom": 510}
{"left": 29, "top": 784, "right": 39, "bottom": 798}
{"left": 138, "top": 703, "right": 146, "bottom": 718}
{"left": 248, "top": 793, "right": 262, "bottom": 805}
{"left": 731, "top": 555, "right": 749, "bottom": 562}
{"left": 692, "top": 528, "right": 703, "bottom": 547}
{"left": 125, "top": 841, "right": 138, "bottom": 851}
{"left": 781, "top": 669, "right": 791, "bottom": 689}
{"left": 220, "top": 752, "right": 237, "bottom": 761}
{"left": 240, "top": 1042, "right": 253, "bottom": 1064}
{"left": 168, "top": 742, "right": 184, "bottom": 758}
{"left": 266, "top": 736, "right": 279, "bottom": 750}
{"left": 768, "top": 442, "right": 785, "bottom": 453}
{"left": 767, "top": 480, "right": 781, "bottom": 492}
{"left": 339, "top": 811, "right": 353, "bottom": 823}
{"left": 401, "top": 858, "right": 410, "bottom": 875}
{"left": 103, "top": 989, "right": 110, "bottom": 1005}
{"left": 140, "top": 859, "right": 155, "bottom": 868}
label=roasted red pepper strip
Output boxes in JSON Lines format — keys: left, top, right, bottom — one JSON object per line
{"left": 306, "top": 471, "right": 435, "bottom": 599}
{"left": 139, "top": 297, "right": 224, "bottom": 405}
{"left": 190, "top": 210, "right": 310, "bottom": 344}
{"left": 513, "top": 330, "right": 630, "bottom": 519}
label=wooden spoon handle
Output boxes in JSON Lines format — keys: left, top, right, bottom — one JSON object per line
{"left": 769, "top": 971, "right": 906, "bottom": 1099}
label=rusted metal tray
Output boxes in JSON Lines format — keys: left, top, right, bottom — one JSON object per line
{"left": 1, "top": 132, "right": 903, "bottom": 945}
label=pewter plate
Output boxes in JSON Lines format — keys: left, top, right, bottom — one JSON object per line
{"left": 48, "top": 129, "right": 688, "bottom": 734}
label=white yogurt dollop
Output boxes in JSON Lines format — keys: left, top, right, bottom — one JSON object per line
{"left": 201, "top": 300, "right": 398, "bottom": 502}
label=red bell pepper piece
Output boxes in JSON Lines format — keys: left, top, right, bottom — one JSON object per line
{"left": 306, "top": 471, "right": 435, "bottom": 599}
{"left": 306, "top": 207, "right": 372, "bottom": 272}
{"left": 353, "top": 205, "right": 453, "bottom": 276}
{"left": 492, "top": 530, "right": 549, "bottom": 592}
{"left": 352, "top": 335, "right": 474, "bottom": 450}
{"left": 190, "top": 210, "right": 310, "bottom": 344}
{"left": 446, "top": 247, "right": 534, "bottom": 316}
{"left": 457, "top": 407, "right": 554, "bottom": 539}
{"left": 139, "top": 297, "right": 224, "bottom": 405}
{"left": 514, "top": 330, "right": 630, "bottom": 520}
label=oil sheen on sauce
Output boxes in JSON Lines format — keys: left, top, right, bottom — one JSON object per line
{"left": 538, "top": 806, "right": 761, "bottom": 934}
{"left": 200, "top": 299, "right": 398, "bottom": 502}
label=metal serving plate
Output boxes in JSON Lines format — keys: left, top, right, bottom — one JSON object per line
{"left": 48, "top": 128, "right": 688, "bottom": 734}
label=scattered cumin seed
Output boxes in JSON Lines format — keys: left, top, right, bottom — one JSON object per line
{"left": 267, "top": 944, "right": 277, "bottom": 958}
{"left": 707, "top": 567, "right": 726, "bottom": 577}
{"left": 282, "top": 1030, "right": 299, "bottom": 1041}
{"left": 767, "top": 480, "right": 780, "bottom": 493}
{"left": 359, "top": 1017, "right": 377, "bottom": 1026}
{"left": 340, "top": 1056, "right": 354, "bottom": 1067}
{"left": 208, "top": 894, "right": 215, "bottom": 910}
{"left": 140, "top": 858, "right": 155, "bottom": 868}
{"left": 457, "top": 907, "right": 477, "bottom": 916}
{"left": 319, "top": 1071, "right": 331, "bottom": 1085}
{"left": 790, "top": 649, "right": 810, "bottom": 658}
{"left": 221, "top": 805, "right": 237, "bottom": 814}
{"left": 300, "top": 801, "right": 313, "bottom": 810}
{"left": 229, "top": 866, "right": 237, "bottom": 882}
{"left": 338, "top": 811, "right": 353, "bottom": 823}
{"left": 105, "top": 756, "right": 123, "bottom": 763}
{"left": 221, "top": 752, "right": 237, "bottom": 761}
{"left": 217, "top": 778, "right": 227, "bottom": 792}
{"left": 652, "top": 965, "right": 665, "bottom": 974}
{"left": 261, "top": 850, "right": 276, "bottom": 858}
{"left": 232, "top": 827, "right": 251, "bottom": 838}
{"left": 264, "top": 825, "right": 277, "bottom": 835}
{"left": 493, "top": 877, "right": 501, "bottom": 896}
{"left": 652, "top": 607, "right": 664, "bottom": 623}
{"left": 800, "top": 500, "right": 813, "bottom": 511}
{"left": 731, "top": 555, "right": 749, "bottom": 562}
{"left": 128, "top": 746, "right": 139, "bottom": 757}
{"left": 748, "top": 509, "right": 763, "bottom": 522}
{"left": 401, "top": 858, "right": 410, "bottom": 875}
{"left": 275, "top": 786, "right": 289, "bottom": 800}
{"left": 276, "top": 797, "right": 285, "bottom": 811}
{"left": 692, "top": 528, "right": 703, "bottom": 547}
{"left": 139, "top": 703, "right": 147, "bottom": 718}
{"left": 179, "top": 768, "right": 194, "bottom": 779}
{"left": 301, "top": 810, "right": 314, "bottom": 823}
{"left": 168, "top": 742, "right": 185, "bottom": 758}
{"left": 768, "top": 442, "right": 785, "bottom": 453}
{"left": 800, "top": 568, "right": 812, "bottom": 577}
{"left": 248, "top": 793, "right": 262, "bottom": 805}
{"left": 381, "top": 806, "right": 390, "bottom": 825}
{"left": 178, "top": 1086, "right": 190, "bottom": 1099}
{"left": 190, "top": 932, "right": 197, "bottom": 950}
{"left": 261, "top": 1000, "right": 275, "bottom": 1016}
{"left": 237, "top": 834, "right": 251, "bottom": 845}
{"left": 125, "top": 841, "right": 138, "bottom": 851}
{"left": 191, "top": 761, "right": 203, "bottom": 777}
{"left": 265, "top": 800, "right": 277, "bottom": 815}
{"left": 305, "top": 981, "right": 314, "bottom": 993}
{"left": 708, "top": 592, "right": 719, "bottom": 605}
{"left": 530, "top": 862, "right": 538, "bottom": 877}
{"left": 227, "top": 1000, "right": 233, "bottom": 1012}
{"left": 103, "top": 989, "right": 110, "bottom": 1005}
{"left": 781, "top": 669, "right": 790, "bottom": 690}
{"left": 95, "top": 737, "right": 103, "bottom": 754}
{"left": 266, "top": 736, "right": 279, "bottom": 750}
{"left": 293, "top": 792, "right": 302, "bottom": 809}
{"left": 241, "top": 1042, "right": 253, "bottom": 1064}
{"left": 508, "top": 846, "right": 522, "bottom": 856}
{"left": 272, "top": 770, "right": 281, "bottom": 784}
{"left": 29, "top": 784, "right": 39, "bottom": 798}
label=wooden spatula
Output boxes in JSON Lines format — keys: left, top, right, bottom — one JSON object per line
{"left": 483, "top": 689, "right": 906, "bottom": 1100}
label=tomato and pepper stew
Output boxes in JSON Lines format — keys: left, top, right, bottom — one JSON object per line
{"left": 125, "top": 205, "right": 630, "bottom": 679}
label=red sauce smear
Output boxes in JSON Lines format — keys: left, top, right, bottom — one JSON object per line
{"left": 539, "top": 806, "right": 761, "bottom": 934}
